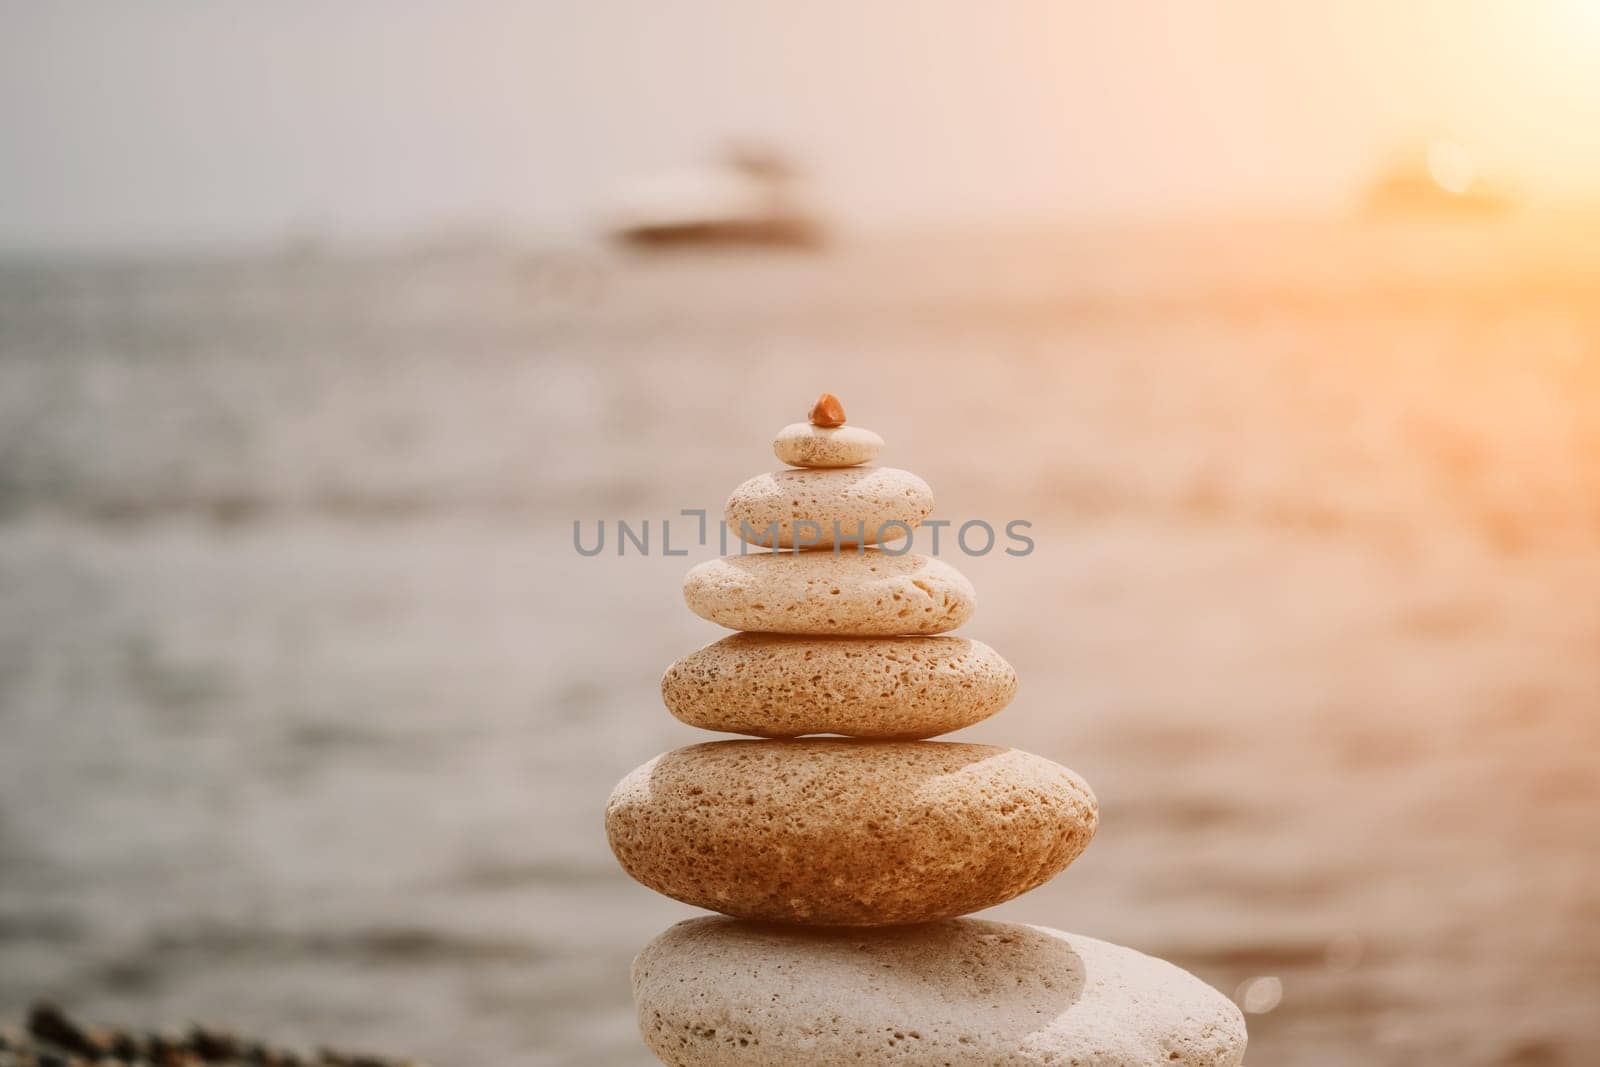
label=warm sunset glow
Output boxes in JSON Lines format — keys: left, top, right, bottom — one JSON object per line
{"left": 4, "top": 7, "right": 1600, "bottom": 1067}
{"left": 1427, "top": 139, "right": 1477, "bottom": 196}
{"left": 1558, "top": 0, "right": 1600, "bottom": 39}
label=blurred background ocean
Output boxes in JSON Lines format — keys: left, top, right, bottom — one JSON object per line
{"left": 3, "top": 4, "right": 1600, "bottom": 1066}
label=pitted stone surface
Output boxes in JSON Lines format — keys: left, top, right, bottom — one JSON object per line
{"left": 683, "top": 550, "right": 974, "bottom": 635}
{"left": 661, "top": 634, "right": 1015, "bottom": 738}
{"left": 773, "top": 421, "right": 884, "bottom": 467}
{"left": 726, "top": 466, "right": 933, "bottom": 549}
{"left": 605, "top": 739, "right": 1097, "bottom": 926}
{"left": 633, "top": 917, "right": 1247, "bottom": 1066}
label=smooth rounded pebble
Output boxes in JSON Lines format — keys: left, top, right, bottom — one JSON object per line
{"left": 605, "top": 740, "right": 1097, "bottom": 925}
{"left": 725, "top": 466, "right": 934, "bottom": 549}
{"left": 772, "top": 421, "right": 884, "bottom": 467}
{"left": 661, "top": 634, "right": 1016, "bottom": 739}
{"left": 633, "top": 917, "right": 1247, "bottom": 1066}
{"left": 682, "top": 550, "right": 974, "bottom": 635}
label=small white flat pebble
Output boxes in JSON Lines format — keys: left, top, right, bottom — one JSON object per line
{"left": 773, "top": 422, "right": 884, "bottom": 467}
{"left": 683, "top": 549, "right": 975, "bottom": 635}
{"left": 725, "top": 466, "right": 933, "bottom": 550}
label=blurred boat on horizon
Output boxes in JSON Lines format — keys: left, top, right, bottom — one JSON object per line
{"left": 605, "top": 144, "right": 825, "bottom": 250}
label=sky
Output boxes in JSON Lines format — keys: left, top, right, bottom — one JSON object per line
{"left": 3, "top": 1, "right": 1599, "bottom": 249}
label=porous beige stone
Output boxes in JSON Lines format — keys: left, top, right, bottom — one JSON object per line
{"left": 682, "top": 550, "right": 974, "bottom": 636}
{"left": 772, "top": 421, "right": 884, "bottom": 467}
{"left": 633, "top": 916, "right": 1247, "bottom": 1066}
{"left": 604, "top": 740, "right": 1097, "bottom": 925}
{"left": 661, "top": 634, "right": 1016, "bottom": 739}
{"left": 725, "top": 466, "right": 933, "bottom": 549}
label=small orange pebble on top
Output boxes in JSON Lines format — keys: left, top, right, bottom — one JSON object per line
{"left": 809, "top": 392, "right": 846, "bottom": 427}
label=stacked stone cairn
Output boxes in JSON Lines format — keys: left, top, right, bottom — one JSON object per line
{"left": 605, "top": 395, "right": 1247, "bottom": 1065}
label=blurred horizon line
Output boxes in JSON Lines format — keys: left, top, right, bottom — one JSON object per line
{"left": 8, "top": 198, "right": 1600, "bottom": 263}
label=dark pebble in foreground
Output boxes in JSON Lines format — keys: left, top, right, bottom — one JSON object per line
{"left": 0, "top": 1002, "right": 424, "bottom": 1067}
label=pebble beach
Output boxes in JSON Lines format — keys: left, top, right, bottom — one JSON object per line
{"left": 1, "top": 220, "right": 1598, "bottom": 1064}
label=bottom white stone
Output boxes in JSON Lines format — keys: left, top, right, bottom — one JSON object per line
{"left": 632, "top": 916, "right": 1246, "bottom": 1066}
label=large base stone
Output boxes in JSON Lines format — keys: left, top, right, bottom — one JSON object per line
{"left": 632, "top": 917, "right": 1246, "bottom": 1066}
